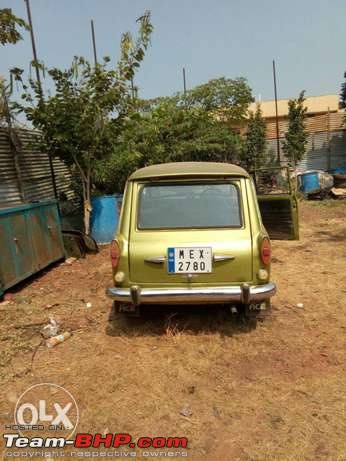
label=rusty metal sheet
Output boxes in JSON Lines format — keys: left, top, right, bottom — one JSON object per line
{"left": 0, "top": 127, "right": 78, "bottom": 210}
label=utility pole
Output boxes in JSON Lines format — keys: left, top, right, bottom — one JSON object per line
{"left": 183, "top": 67, "right": 187, "bottom": 98}
{"left": 272, "top": 60, "right": 281, "bottom": 163}
{"left": 91, "top": 19, "right": 98, "bottom": 66}
{"left": 24, "top": 0, "right": 42, "bottom": 98}
{"left": 24, "top": 0, "right": 59, "bottom": 203}
{"left": 327, "top": 106, "right": 331, "bottom": 171}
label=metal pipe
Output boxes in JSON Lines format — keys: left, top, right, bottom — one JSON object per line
{"left": 24, "top": 0, "right": 59, "bottom": 204}
{"left": 183, "top": 67, "right": 187, "bottom": 98}
{"left": 24, "top": 0, "right": 42, "bottom": 97}
{"left": 91, "top": 19, "right": 98, "bottom": 66}
{"left": 327, "top": 106, "right": 331, "bottom": 170}
{"left": 272, "top": 60, "right": 281, "bottom": 163}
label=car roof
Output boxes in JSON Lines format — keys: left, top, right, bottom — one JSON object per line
{"left": 128, "top": 162, "right": 250, "bottom": 181}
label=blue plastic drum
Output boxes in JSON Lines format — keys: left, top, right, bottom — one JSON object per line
{"left": 91, "top": 195, "right": 122, "bottom": 244}
{"left": 300, "top": 172, "right": 321, "bottom": 194}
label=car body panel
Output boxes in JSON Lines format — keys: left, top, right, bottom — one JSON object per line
{"left": 128, "top": 162, "right": 250, "bottom": 181}
{"left": 253, "top": 167, "right": 299, "bottom": 240}
{"left": 257, "top": 194, "right": 299, "bottom": 240}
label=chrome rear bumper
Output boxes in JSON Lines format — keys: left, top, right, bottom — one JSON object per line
{"left": 106, "top": 282, "right": 276, "bottom": 305}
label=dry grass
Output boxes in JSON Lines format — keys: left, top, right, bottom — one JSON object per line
{"left": 0, "top": 200, "right": 346, "bottom": 460}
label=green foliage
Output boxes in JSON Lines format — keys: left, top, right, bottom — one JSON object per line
{"left": 0, "top": 8, "right": 29, "bottom": 125}
{"left": 142, "top": 77, "right": 253, "bottom": 124}
{"left": 0, "top": 78, "right": 7, "bottom": 125}
{"left": 282, "top": 91, "right": 308, "bottom": 167}
{"left": 13, "top": 11, "right": 153, "bottom": 233}
{"left": 118, "top": 12, "right": 153, "bottom": 81}
{"left": 0, "top": 8, "right": 29, "bottom": 45}
{"left": 94, "top": 83, "right": 249, "bottom": 193}
{"left": 241, "top": 104, "right": 267, "bottom": 170}
{"left": 185, "top": 77, "right": 253, "bottom": 124}
{"left": 340, "top": 71, "right": 346, "bottom": 109}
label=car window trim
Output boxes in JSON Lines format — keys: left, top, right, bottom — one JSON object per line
{"left": 135, "top": 179, "right": 244, "bottom": 231}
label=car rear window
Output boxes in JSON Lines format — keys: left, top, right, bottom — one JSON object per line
{"left": 137, "top": 182, "right": 242, "bottom": 229}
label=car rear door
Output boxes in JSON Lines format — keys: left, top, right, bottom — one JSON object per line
{"left": 252, "top": 166, "right": 299, "bottom": 240}
{"left": 129, "top": 179, "right": 253, "bottom": 286}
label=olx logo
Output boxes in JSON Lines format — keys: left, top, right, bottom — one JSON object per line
{"left": 16, "top": 399, "right": 73, "bottom": 429}
{"left": 14, "top": 383, "right": 79, "bottom": 438}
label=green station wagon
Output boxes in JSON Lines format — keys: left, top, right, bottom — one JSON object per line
{"left": 106, "top": 162, "right": 298, "bottom": 320}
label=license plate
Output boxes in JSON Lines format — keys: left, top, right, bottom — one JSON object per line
{"left": 167, "top": 247, "right": 212, "bottom": 273}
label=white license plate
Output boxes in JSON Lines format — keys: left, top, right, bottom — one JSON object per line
{"left": 167, "top": 247, "right": 212, "bottom": 273}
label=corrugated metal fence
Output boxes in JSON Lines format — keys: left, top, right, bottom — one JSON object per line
{"left": 266, "top": 112, "right": 346, "bottom": 171}
{"left": 0, "top": 127, "right": 76, "bottom": 209}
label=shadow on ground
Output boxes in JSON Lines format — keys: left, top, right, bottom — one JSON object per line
{"left": 313, "top": 229, "right": 346, "bottom": 242}
{"left": 105, "top": 304, "right": 264, "bottom": 338}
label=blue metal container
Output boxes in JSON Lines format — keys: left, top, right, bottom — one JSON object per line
{"left": 329, "top": 167, "right": 346, "bottom": 174}
{"left": 91, "top": 195, "right": 121, "bottom": 244}
{"left": 300, "top": 171, "right": 321, "bottom": 194}
{"left": 0, "top": 201, "right": 65, "bottom": 297}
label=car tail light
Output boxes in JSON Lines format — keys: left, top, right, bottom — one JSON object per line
{"left": 110, "top": 240, "right": 120, "bottom": 269}
{"left": 260, "top": 238, "right": 271, "bottom": 266}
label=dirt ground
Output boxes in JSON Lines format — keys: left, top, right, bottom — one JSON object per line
{"left": 0, "top": 201, "right": 346, "bottom": 461}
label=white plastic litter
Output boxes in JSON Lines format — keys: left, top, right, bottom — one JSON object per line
{"left": 41, "top": 318, "right": 59, "bottom": 338}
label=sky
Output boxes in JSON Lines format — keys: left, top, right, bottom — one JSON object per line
{"left": 1, "top": 0, "right": 346, "bottom": 103}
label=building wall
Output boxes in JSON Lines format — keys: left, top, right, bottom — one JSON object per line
{"left": 266, "top": 112, "right": 346, "bottom": 171}
{"left": 265, "top": 111, "right": 345, "bottom": 140}
{"left": 249, "top": 94, "right": 339, "bottom": 119}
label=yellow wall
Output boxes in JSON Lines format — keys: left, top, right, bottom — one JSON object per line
{"left": 249, "top": 94, "right": 339, "bottom": 118}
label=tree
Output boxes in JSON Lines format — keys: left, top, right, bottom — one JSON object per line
{"left": 0, "top": 9, "right": 29, "bottom": 125}
{"left": 282, "top": 91, "right": 308, "bottom": 167}
{"left": 143, "top": 77, "right": 253, "bottom": 125}
{"left": 14, "top": 12, "right": 153, "bottom": 233}
{"left": 95, "top": 80, "right": 251, "bottom": 193}
{"left": 185, "top": 77, "right": 253, "bottom": 125}
{"left": 241, "top": 104, "right": 267, "bottom": 170}
{"left": 340, "top": 71, "right": 346, "bottom": 109}
{"left": 0, "top": 8, "right": 29, "bottom": 45}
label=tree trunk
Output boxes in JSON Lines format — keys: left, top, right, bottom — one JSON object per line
{"left": 74, "top": 159, "right": 92, "bottom": 235}
{"left": 84, "top": 202, "right": 91, "bottom": 235}
{"left": 84, "top": 168, "right": 92, "bottom": 235}
{"left": 80, "top": 176, "right": 92, "bottom": 235}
